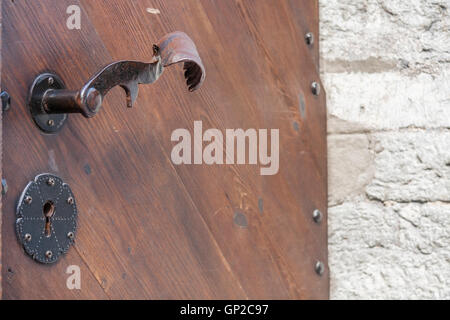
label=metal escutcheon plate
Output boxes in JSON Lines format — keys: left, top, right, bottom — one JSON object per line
{"left": 16, "top": 174, "right": 77, "bottom": 264}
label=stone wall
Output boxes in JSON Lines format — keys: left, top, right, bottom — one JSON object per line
{"left": 320, "top": 0, "right": 450, "bottom": 299}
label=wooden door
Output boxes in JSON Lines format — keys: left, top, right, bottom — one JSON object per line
{"left": 1, "top": 0, "right": 327, "bottom": 299}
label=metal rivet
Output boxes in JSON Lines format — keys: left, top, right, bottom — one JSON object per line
{"left": 67, "top": 232, "right": 74, "bottom": 240}
{"left": 313, "top": 209, "right": 323, "bottom": 223}
{"left": 67, "top": 197, "right": 74, "bottom": 205}
{"left": 45, "top": 250, "right": 53, "bottom": 259}
{"left": 47, "top": 119, "right": 55, "bottom": 127}
{"left": 24, "top": 233, "right": 32, "bottom": 242}
{"left": 48, "top": 77, "right": 54, "bottom": 85}
{"left": 85, "top": 87, "right": 102, "bottom": 112}
{"left": 1, "top": 91, "right": 11, "bottom": 112}
{"left": 305, "top": 32, "right": 314, "bottom": 46}
{"left": 47, "top": 177, "right": 55, "bottom": 186}
{"left": 2, "top": 179, "right": 8, "bottom": 195}
{"left": 315, "top": 261, "right": 325, "bottom": 276}
{"left": 25, "top": 196, "right": 32, "bottom": 204}
{"left": 311, "top": 82, "right": 321, "bottom": 96}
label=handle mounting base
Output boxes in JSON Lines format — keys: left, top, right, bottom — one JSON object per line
{"left": 29, "top": 73, "right": 68, "bottom": 133}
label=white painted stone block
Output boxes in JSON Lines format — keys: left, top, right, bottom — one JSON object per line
{"left": 366, "top": 131, "right": 450, "bottom": 203}
{"left": 320, "top": 0, "right": 450, "bottom": 75}
{"left": 329, "top": 201, "right": 450, "bottom": 299}
{"left": 324, "top": 71, "right": 450, "bottom": 132}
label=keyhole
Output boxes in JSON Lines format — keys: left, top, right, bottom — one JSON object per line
{"left": 43, "top": 201, "right": 55, "bottom": 237}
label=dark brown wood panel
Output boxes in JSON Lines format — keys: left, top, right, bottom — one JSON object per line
{"left": 2, "top": 0, "right": 247, "bottom": 299}
{"left": 287, "top": 0, "right": 320, "bottom": 68}
{"left": 2, "top": 0, "right": 327, "bottom": 299}
{"left": 81, "top": 0, "right": 328, "bottom": 299}
{"left": 1, "top": 0, "right": 109, "bottom": 299}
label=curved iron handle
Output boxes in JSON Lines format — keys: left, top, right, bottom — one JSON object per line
{"left": 32, "top": 32, "right": 205, "bottom": 122}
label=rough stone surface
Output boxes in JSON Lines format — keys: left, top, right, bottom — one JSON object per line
{"left": 321, "top": 0, "right": 450, "bottom": 299}
{"left": 367, "top": 131, "right": 450, "bottom": 203}
{"left": 329, "top": 201, "right": 450, "bottom": 299}
{"left": 321, "top": 0, "right": 450, "bottom": 75}
{"left": 325, "top": 72, "right": 450, "bottom": 133}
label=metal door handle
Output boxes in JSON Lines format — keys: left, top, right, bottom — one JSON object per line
{"left": 28, "top": 31, "right": 205, "bottom": 133}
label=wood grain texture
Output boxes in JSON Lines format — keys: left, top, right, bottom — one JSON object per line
{"left": 287, "top": 0, "right": 320, "bottom": 68}
{"left": 2, "top": 0, "right": 327, "bottom": 299}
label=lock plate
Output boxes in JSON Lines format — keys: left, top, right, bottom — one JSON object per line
{"left": 16, "top": 174, "right": 77, "bottom": 264}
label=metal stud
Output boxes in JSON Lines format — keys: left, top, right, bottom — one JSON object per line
{"left": 305, "top": 32, "right": 314, "bottom": 46}
{"left": 25, "top": 196, "right": 32, "bottom": 204}
{"left": 47, "top": 177, "right": 55, "bottom": 186}
{"left": 315, "top": 261, "right": 325, "bottom": 276}
{"left": 2, "top": 179, "right": 8, "bottom": 195}
{"left": 48, "top": 77, "right": 54, "bottom": 86}
{"left": 47, "top": 119, "right": 55, "bottom": 127}
{"left": 311, "top": 81, "right": 321, "bottom": 96}
{"left": 313, "top": 209, "right": 323, "bottom": 223}
{"left": 67, "top": 197, "right": 74, "bottom": 205}
{"left": 1, "top": 91, "right": 11, "bottom": 112}
{"left": 24, "top": 234, "right": 32, "bottom": 242}
{"left": 67, "top": 232, "right": 74, "bottom": 240}
{"left": 45, "top": 250, "right": 53, "bottom": 259}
